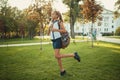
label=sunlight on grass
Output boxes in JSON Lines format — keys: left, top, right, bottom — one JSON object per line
{"left": 112, "top": 50, "right": 120, "bottom": 54}
{"left": 94, "top": 42, "right": 120, "bottom": 49}
{"left": 0, "top": 42, "right": 120, "bottom": 80}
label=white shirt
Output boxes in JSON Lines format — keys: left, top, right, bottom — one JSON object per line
{"left": 50, "top": 21, "right": 61, "bottom": 40}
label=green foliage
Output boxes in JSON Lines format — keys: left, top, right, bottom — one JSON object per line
{"left": 114, "top": 11, "right": 120, "bottom": 18}
{"left": 115, "top": 0, "right": 120, "bottom": 11}
{"left": 25, "top": 0, "right": 52, "bottom": 37}
{"left": 115, "top": 27, "right": 120, "bottom": 36}
{"left": 102, "top": 33, "right": 114, "bottom": 36}
{"left": 0, "top": 0, "right": 52, "bottom": 39}
{"left": 63, "top": 12, "right": 70, "bottom": 22}
{"left": 0, "top": 0, "right": 25, "bottom": 38}
{"left": 114, "top": 0, "right": 120, "bottom": 18}
{"left": 0, "top": 42, "right": 120, "bottom": 80}
{"left": 81, "top": 0, "right": 103, "bottom": 23}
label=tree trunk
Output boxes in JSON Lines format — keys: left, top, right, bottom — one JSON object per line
{"left": 69, "top": 0, "right": 80, "bottom": 39}
{"left": 70, "top": 11, "right": 75, "bottom": 39}
{"left": 70, "top": 20, "right": 75, "bottom": 39}
{"left": 91, "top": 22, "right": 94, "bottom": 48}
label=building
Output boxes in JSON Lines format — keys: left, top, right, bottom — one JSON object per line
{"left": 64, "top": 8, "right": 120, "bottom": 36}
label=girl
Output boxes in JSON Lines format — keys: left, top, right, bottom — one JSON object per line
{"left": 48, "top": 11, "right": 80, "bottom": 76}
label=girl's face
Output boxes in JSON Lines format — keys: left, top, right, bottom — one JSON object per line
{"left": 51, "top": 12, "right": 58, "bottom": 20}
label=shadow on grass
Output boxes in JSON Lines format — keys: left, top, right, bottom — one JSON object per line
{"left": 0, "top": 42, "right": 120, "bottom": 80}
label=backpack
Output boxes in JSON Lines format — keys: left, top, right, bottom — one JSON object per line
{"left": 57, "top": 21, "right": 70, "bottom": 49}
{"left": 60, "top": 31, "right": 70, "bottom": 49}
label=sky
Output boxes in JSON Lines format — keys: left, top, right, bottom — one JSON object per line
{"left": 96, "top": 0, "right": 117, "bottom": 11}
{"left": 8, "top": 0, "right": 117, "bottom": 13}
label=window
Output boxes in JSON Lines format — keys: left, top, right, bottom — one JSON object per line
{"left": 112, "top": 25, "right": 114, "bottom": 28}
{"left": 104, "top": 28, "right": 106, "bottom": 31}
{"left": 104, "top": 28, "right": 108, "bottom": 31}
{"left": 106, "top": 28, "right": 108, "bottom": 31}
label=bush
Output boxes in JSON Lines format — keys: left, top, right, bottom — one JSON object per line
{"left": 102, "top": 33, "right": 114, "bottom": 36}
{"left": 115, "top": 27, "right": 120, "bottom": 36}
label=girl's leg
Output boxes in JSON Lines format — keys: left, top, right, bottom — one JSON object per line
{"left": 54, "top": 49, "right": 80, "bottom": 71}
{"left": 60, "top": 54, "right": 74, "bottom": 58}
{"left": 54, "top": 49, "right": 64, "bottom": 72}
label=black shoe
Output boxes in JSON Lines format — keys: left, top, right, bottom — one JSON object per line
{"left": 74, "top": 52, "right": 80, "bottom": 62}
{"left": 60, "top": 70, "right": 66, "bottom": 76}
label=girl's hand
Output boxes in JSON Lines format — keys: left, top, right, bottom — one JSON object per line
{"left": 51, "top": 28, "right": 58, "bottom": 32}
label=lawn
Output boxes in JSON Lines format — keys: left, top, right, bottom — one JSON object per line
{"left": 0, "top": 42, "right": 120, "bottom": 80}
{"left": 0, "top": 36, "right": 86, "bottom": 45}
{"left": 0, "top": 38, "right": 51, "bottom": 45}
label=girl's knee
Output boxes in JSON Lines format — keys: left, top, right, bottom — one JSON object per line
{"left": 55, "top": 54, "right": 61, "bottom": 59}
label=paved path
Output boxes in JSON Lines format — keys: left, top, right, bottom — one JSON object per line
{"left": 0, "top": 40, "right": 86, "bottom": 47}
{"left": 97, "top": 37, "right": 120, "bottom": 44}
{"left": 0, "top": 37, "right": 119, "bottom": 47}
{"left": 0, "top": 42, "right": 51, "bottom": 47}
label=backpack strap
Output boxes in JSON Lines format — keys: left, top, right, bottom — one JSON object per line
{"left": 52, "top": 31, "right": 55, "bottom": 40}
{"left": 57, "top": 20, "right": 61, "bottom": 30}
{"left": 57, "top": 21, "right": 67, "bottom": 33}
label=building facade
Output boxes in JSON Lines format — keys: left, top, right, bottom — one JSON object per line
{"left": 64, "top": 9, "right": 120, "bottom": 36}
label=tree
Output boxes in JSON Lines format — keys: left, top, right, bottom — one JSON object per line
{"left": 25, "top": 0, "right": 52, "bottom": 37}
{"left": 62, "top": 12, "right": 70, "bottom": 22}
{"left": 0, "top": 0, "right": 26, "bottom": 39}
{"left": 115, "top": 0, "right": 120, "bottom": 11}
{"left": 115, "top": 27, "right": 120, "bottom": 36}
{"left": 0, "top": 0, "right": 8, "bottom": 38}
{"left": 0, "top": 0, "right": 8, "bottom": 15}
{"left": 23, "top": 6, "right": 39, "bottom": 39}
{"left": 0, "top": 6, "right": 24, "bottom": 38}
{"left": 114, "top": 11, "right": 120, "bottom": 19}
{"left": 114, "top": 0, "right": 120, "bottom": 18}
{"left": 81, "top": 0, "right": 102, "bottom": 22}
{"left": 63, "top": 0, "right": 82, "bottom": 38}
{"left": 34, "top": 0, "right": 52, "bottom": 36}
{"left": 0, "top": 0, "right": 53, "bottom": 39}
{"left": 0, "top": 18, "right": 5, "bottom": 39}
{"left": 81, "top": 0, "right": 102, "bottom": 47}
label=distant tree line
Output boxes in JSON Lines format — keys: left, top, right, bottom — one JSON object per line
{"left": 0, "top": 0, "right": 105, "bottom": 40}
{"left": 0, "top": 0, "right": 52, "bottom": 39}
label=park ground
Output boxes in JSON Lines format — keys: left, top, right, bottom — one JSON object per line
{"left": 0, "top": 41, "right": 120, "bottom": 80}
{"left": 0, "top": 36, "right": 120, "bottom": 47}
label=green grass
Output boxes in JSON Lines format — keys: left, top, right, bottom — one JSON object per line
{"left": 0, "top": 38, "right": 51, "bottom": 45}
{"left": 0, "top": 42, "right": 120, "bottom": 80}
